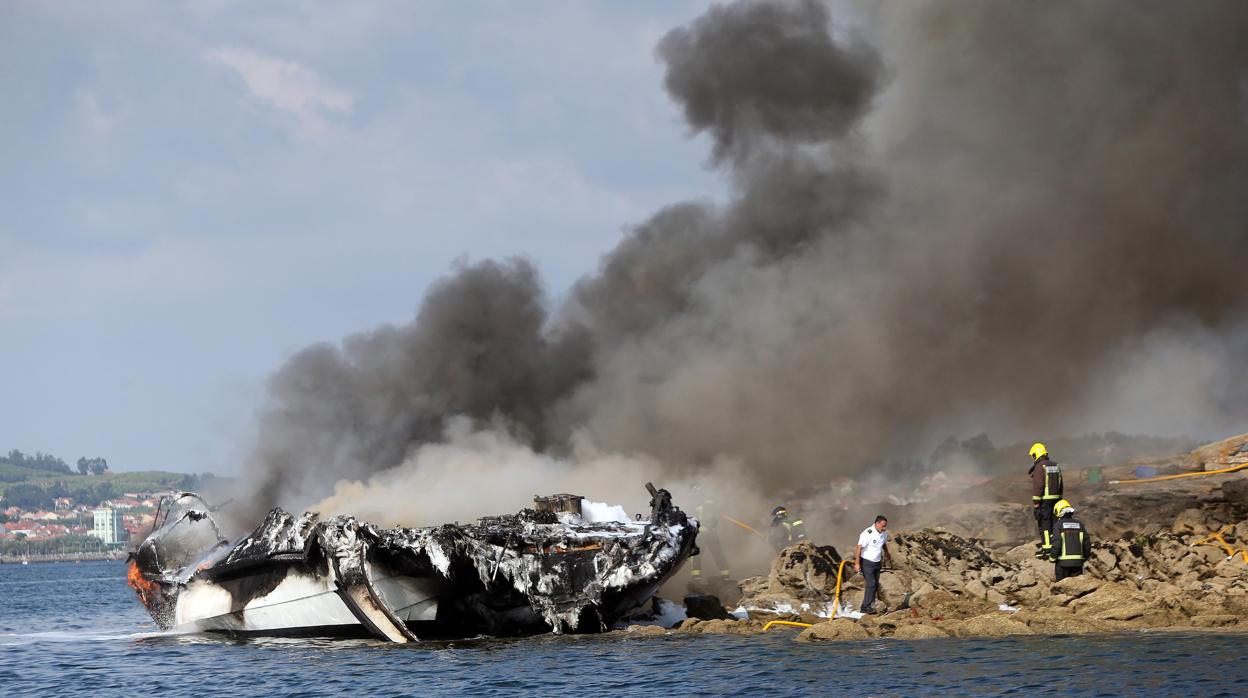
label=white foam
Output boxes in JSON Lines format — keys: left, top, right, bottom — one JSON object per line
{"left": 581, "top": 500, "right": 632, "bottom": 524}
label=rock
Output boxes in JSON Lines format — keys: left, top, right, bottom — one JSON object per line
{"left": 737, "top": 575, "right": 769, "bottom": 599}
{"left": 891, "top": 622, "right": 950, "bottom": 639}
{"left": 1013, "top": 609, "right": 1109, "bottom": 634}
{"left": 878, "top": 571, "right": 907, "bottom": 607}
{"left": 1066, "top": 582, "right": 1174, "bottom": 625}
{"left": 1171, "top": 509, "right": 1211, "bottom": 536}
{"left": 1005, "top": 543, "right": 1039, "bottom": 565}
{"left": 951, "top": 614, "right": 1034, "bottom": 638}
{"left": 794, "top": 618, "right": 871, "bottom": 643}
{"left": 964, "top": 579, "right": 988, "bottom": 599}
{"left": 768, "top": 542, "right": 843, "bottom": 598}
{"left": 1190, "top": 614, "right": 1239, "bottom": 627}
{"left": 683, "top": 593, "right": 731, "bottom": 620}
{"left": 1223, "top": 479, "right": 1248, "bottom": 506}
{"left": 1098, "top": 603, "right": 1153, "bottom": 622}
{"left": 681, "top": 618, "right": 768, "bottom": 635}
{"left": 909, "top": 589, "right": 995, "bottom": 621}
{"left": 1012, "top": 584, "right": 1049, "bottom": 606}
{"left": 1093, "top": 549, "right": 1117, "bottom": 570}
{"left": 1191, "top": 545, "right": 1226, "bottom": 565}
{"left": 1052, "top": 575, "right": 1103, "bottom": 598}
{"left": 1184, "top": 432, "right": 1248, "bottom": 471}
{"left": 626, "top": 624, "right": 667, "bottom": 636}
{"left": 1212, "top": 559, "right": 1248, "bottom": 579}
{"left": 1038, "top": 594, "right": 1074, "bottom": 609}
{"left": 1014, "top": 570, "right": 1038, "bottom": 588}
{"left": 1018, "top": 556, "right": 1055, "bottom": 579}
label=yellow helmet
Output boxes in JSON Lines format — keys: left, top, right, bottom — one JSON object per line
{"left": 1029, "top": 442, "right": 1048, "bottom": 462}
{"left": 1053, "top": 499, "right": 1074, "bottom": 517}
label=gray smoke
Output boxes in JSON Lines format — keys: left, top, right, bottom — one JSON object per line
{"left": 240, "top": 0, "right": 1248, "bottom": 518}
{"left": 657, "top": 0, "right": 881, "bottom": 165}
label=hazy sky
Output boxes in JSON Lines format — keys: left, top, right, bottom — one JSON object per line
{"left": 0, "top": 1, "right": 726, "bottom": 474}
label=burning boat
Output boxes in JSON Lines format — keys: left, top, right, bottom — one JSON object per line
{"left": 127, "top": 484, "right": 697, "bottom": 642}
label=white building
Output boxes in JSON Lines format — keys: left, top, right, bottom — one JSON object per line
{"left": 91, "top": 508, "right": 126, "bottom": 545}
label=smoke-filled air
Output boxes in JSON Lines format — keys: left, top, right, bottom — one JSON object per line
{"left": 236, "top": 0, "right": 1248, "bottom": 531}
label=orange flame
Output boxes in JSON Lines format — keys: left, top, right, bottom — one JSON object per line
{"left": 127, "top": 560, "right": 160, "bottom": 608}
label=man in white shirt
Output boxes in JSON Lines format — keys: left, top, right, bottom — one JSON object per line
{"left": 854, "top": 515, "right": 891, "bottom": 614}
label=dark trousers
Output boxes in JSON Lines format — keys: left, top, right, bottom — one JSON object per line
{"left": 860, "top": 558, "right": 881, "bottom": 611}
{"left": 1036, "top": 503, "right": 1056, "bottom": 552}
{"left": 691, "top": 531, "right": 729, "bottom": 577}
{"left": 1055, "top": 564, "right": 1083, "bottom": 581}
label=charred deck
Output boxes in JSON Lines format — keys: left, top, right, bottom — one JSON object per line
{"left": 128, "top": 484, "right": 697, "bottom": 642}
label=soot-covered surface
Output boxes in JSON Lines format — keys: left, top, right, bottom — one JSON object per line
{"left": 128, "top": 485, "right": 697, "bottom": 641}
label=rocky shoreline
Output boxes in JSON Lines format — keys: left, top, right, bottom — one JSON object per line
{"left": 621, "top": 467, "right": 1248, "bottom": 643}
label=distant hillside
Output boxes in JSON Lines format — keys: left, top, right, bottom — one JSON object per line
{"left": 0, "top": 469, "right": 215, "bottom": 510}
{"left": 0, "top": 461, "right": 59, "bottom": 483}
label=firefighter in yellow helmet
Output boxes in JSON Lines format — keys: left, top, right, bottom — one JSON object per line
{"left": 1028, "top": 442, "right": 1063, "bottom": 558}
{"left": 769, "top": 505, "right": 807, "bottom": 552}
{"left": 1049, "top": 499, "right": 1091, "bottom": 581}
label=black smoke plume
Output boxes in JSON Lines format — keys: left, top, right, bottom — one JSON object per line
{"left": 241, "top": 0, "right": 1248, "bottom": 517}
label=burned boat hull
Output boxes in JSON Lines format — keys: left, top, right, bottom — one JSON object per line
{"left": 128, "top": 484, "right": 697, "bottom": 641}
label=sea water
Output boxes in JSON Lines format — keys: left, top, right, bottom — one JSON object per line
{"left": 2, "top": 561, "right": 1245, "bottom": 696}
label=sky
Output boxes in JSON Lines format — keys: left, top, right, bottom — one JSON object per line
{"left": 0, "top": 0, "right": 726, "bottom": 474}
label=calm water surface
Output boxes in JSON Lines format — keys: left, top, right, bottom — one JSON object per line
{"left": 2, "top": 561, "right": 1246, "bottom": 696}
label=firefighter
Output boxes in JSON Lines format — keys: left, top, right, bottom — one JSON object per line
{"left": 1049, "top": 499, "right": 1091, "bottom": 581}
{"left": 1028, "top": 442, "right": 1063, "bottom": 558}
{"left": 690, "top": 492, "right": 731, "bottom": 585}
{"left": 769, "top": 505, "right": 807, "bottom": 551}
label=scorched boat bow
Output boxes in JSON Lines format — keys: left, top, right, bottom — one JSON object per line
{"left": 127, "top": 484, "right": 698, "bottom": 642}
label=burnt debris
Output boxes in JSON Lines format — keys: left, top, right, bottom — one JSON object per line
{"left": 128, "top": 485, "right": 697, "bottom": 642}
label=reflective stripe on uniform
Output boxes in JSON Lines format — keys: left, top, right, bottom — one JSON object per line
{"left": 1058, "top": 529, "right": 1085, "bottom": 561}
{"left": 1043, "top": 465, "right": 1062, "bottom": 499}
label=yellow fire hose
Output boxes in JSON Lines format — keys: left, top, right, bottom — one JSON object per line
{"left": 762, "top": 620, "right": 813, "bottom": 631}
{"left": 1109, "top": 461, "right": 1248, "bottom": 485}
{"left": 720, "top": 514, "right": 766, "bottom": 540}
{"left": 765, "top": 558, "right": 856, "bottom": 632}
{"left": 832, "top": 558, "right": 853, "bottom": 618}
{"left": 1192, "top": 525, "right": 1248, "bottom": 564}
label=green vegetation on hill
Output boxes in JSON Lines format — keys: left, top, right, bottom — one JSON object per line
{"left": 0, "top": 447, "right": 221, "bottom": 506}
{"left": 0, "top": 462, "right": 59, "bottom": 483}
{"left": 0, "top": 466, "right": 218, "bottom": 509}
{"left": 0, "top": 449, "right": 72, "bottom": 475}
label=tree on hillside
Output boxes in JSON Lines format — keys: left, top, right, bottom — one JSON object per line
{"left": 77, "top": 457, "right": 109, "bottom": 476}
{"left": 3, "top": 449, "right": 72, "bottom": 474}
{"left": 93, "top": 482, "right": 115, "bottom": 503}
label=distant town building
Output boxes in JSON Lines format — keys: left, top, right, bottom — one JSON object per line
{"left": 92, "top": 508, "right": 127, "bottom": 546}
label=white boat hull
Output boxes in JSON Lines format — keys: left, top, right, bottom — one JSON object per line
{"left": 173, "top": 565, "right": 438, "bottom": 635}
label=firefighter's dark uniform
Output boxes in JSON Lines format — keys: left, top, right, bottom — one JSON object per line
{"left": 769, "top": 511, "right": 807, "bottom": 552}
{"left": 1029, "top": 456, "right": 1063, "bottom": 556}
{"left": 1050, "top": 512, "right": 1091, "bottom": 581}
{"left": 691, "top": 499, "right": 730, "bottom": 582}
